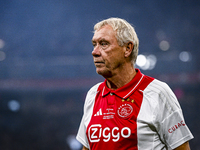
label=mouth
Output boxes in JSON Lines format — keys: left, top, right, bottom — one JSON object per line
{"left": 94, "top": 59, "right": 104, "bottom": 63}
{"left": 94, "top": 61, "right": 105, "bottom": 66}
{"left": 94, "top": 61, "right": 104, "bottom": 64}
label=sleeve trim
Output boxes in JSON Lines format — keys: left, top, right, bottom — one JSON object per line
{"left": 169, "top": 134, "right": 194, "bottom": 149}
{"left": 76, "top": 135, "right": 90, "bottom": 149}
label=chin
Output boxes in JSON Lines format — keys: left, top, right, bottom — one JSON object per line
{"left": 96, "top": 69, "right": 112, "bottom": 78}
{"left": 96, "top": 69, "right": 104, "bottom": 75}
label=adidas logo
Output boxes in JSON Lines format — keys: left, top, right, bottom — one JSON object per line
{"left": 94, "top": 108, "right": 103, "bottom": 116}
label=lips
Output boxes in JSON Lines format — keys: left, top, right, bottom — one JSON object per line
{"left": 94, "top": 61, "right": 105, "bottom": 66}
{"left": 94, "top": 60, "right": 104, "bottom": 64}
{"left": 94, "top": 61, "right": 104, "bottom": 64}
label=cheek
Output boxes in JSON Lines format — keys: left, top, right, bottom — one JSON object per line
{"left": 105, "top": 57, "right": 122, "bottom": 70}
{"left": 103, "top": 55, "right": 114, "bottom": 67}
{"left": 103, "top": 48, "right": 125, "bottom": 67}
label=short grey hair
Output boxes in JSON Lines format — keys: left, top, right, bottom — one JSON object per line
{"left": 94, "top": 17, "right": 139, "bottom": 63}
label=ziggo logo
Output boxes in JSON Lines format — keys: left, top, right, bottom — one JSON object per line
{"left": 88, "top": 124, "right": 131, "bottom": 142}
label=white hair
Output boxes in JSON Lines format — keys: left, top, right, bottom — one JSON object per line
{"left": 94, "top": 17, "right": 139, "bottom": 63}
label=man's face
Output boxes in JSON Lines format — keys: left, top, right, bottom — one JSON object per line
{"left": 92, "top": 25, "right": 126, "bottom": 78}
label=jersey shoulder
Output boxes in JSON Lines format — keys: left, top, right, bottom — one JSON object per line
{"left": 84, "top": 82, "right": 103, "bottom": 112}
{"left": 146, "top": 78, "right": 181, "bottom": 113}
{"left": 86, "top": 82, "right": 102, "bottom": 99}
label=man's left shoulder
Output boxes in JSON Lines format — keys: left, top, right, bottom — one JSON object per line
{"left": 144, "top": 77, "right": 171, "bottom": 94}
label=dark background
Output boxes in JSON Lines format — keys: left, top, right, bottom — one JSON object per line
{"left": 0, "top": 0, "right": 199, "bottom": 149}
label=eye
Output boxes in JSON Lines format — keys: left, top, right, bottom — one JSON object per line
{"left": 92, "top": 42, "right": 97, "bottom": 47}
{"left": 101, "top": 41, "right": 108, "bottom": 46}
{"left": 100, "top": 41, "right": 109, "bottom": 50}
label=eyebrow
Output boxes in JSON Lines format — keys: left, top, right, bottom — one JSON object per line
{"left": 92, "top": 38, "right": 107, "bottom": 43}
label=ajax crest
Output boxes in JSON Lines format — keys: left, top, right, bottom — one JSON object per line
{"left": 118, "top": 104, "right": 133, "bottom": 118}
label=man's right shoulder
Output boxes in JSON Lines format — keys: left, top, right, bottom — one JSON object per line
{"left": 85, "top": 82, "right": 103, "bottom": 102}
{"left": 83, "top": 82, "right": 103, "bottom": 113}
{"left": 87, "top": 82, "right": 103, "bottom": 95}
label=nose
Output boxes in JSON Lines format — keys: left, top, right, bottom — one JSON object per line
{"left": 92, "top": 45, "right": 101, "bottom": 56}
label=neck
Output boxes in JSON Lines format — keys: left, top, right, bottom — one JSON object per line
{"left": 106, "top": 66, "right": 137, "bottom": 90}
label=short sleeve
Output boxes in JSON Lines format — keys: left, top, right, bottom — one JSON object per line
{"left": 76, "top": 82, "right": 102, "bottom": 149}
{"left": 160, "top": 109, "right": 193, "bottom": 149}
{"left": 152, "top": 80, "right": 194, "bottom": 149}
{"left": 76, "top": 114, "right": 90, "bottom": 148}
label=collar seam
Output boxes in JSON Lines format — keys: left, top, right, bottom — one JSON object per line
{"left": 123, "top": 74, "right": 144, "bottom": 99}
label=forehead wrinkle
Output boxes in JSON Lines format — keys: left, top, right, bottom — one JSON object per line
{"left": 92, "top": 30, "right": 108, "bottom": 42}
{"left": 92, "top": 37, "right": 107, "bottom": 43}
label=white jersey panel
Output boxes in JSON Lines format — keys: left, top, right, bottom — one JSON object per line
{"left": 137, "top": 79, "right": 193, "bottom": 150}
{"left": 76, "top": 83, "right": 101, "bottom": 149}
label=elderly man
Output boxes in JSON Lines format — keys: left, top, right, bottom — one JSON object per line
{"left": 76, "top": 18, "right": 193, "bottom": 150}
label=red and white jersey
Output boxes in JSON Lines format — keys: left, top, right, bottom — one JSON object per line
{"left": 76, "top": 69, "right": 193, "bottom": 150}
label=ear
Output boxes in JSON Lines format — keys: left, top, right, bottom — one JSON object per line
{"left": 124, "top": 42, "right": 134, "bottom": 58}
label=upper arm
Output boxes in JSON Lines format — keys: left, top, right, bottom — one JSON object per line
{"left": 82, "top": 146, "right": 89, "bottom": 150}
{"left": 173, "top": 142, "right": 191, "bottom": 150}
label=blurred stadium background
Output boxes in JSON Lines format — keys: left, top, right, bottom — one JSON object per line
{"left": 0, "top": 0, "right": 199, "bottom": 149}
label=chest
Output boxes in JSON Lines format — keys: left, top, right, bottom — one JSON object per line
{"left": 86, "top": 91, "right": 144, "bottom": 145}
